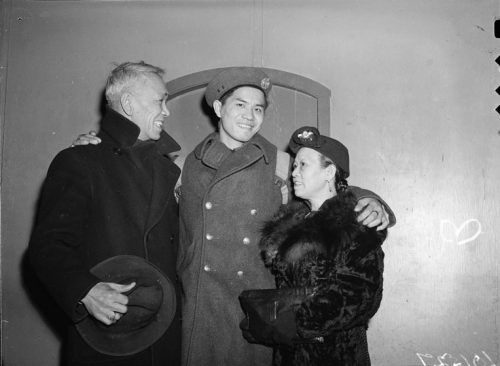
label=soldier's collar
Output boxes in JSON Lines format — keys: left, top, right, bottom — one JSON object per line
{"left": 194, "top": 133, "right": 270, "bottom": 164}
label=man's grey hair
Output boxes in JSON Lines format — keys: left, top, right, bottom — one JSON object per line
{"left": 105, "top": 61, "right": 165, "bottom": 109}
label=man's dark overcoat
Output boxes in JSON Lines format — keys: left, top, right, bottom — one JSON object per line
{"left": 29, "top": 108, "right": 181, "bottom": 366}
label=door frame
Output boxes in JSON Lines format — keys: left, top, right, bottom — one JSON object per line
{"left": 166, "top": 67, "right": 331, "bottom": 135}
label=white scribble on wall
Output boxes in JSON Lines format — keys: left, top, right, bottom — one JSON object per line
{"left": 416, "top": 351, "right": 496, "bottom": 366}
{"left": 440, "top": 219, "right": 482, "bottom": 245}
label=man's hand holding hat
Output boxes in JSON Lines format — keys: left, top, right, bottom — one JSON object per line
{"left": 81, "top": 281, "right": 136, "bottom": 325}
{"left": 76, "top": 255, "right": 177, "bottom": 356}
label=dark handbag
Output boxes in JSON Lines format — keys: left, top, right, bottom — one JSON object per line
{"left": 238, "top": 287, "right": 314, "bottom": 346}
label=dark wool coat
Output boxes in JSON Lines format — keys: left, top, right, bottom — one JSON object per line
{"left": 29, "top": 108, "right": 182, "bottom": 366}
{"left": 260, "top": 191, "right": 387, "bottom": 366}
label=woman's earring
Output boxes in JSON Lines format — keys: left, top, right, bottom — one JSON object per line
{"left": 327, "top": 180, "right": 333, "bottom": 193}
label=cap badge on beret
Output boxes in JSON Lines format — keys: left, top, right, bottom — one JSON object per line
{"left": 298, "top": 130, "right": 313, "bottom": 141}
{"left": 260, "top": 77, "right": 271, "bottom": 91}
{"left": 293, "top": 127, "right": 321, "bottom": 148}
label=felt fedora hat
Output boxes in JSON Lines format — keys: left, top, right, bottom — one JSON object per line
{"left": 76, "top": 255, "right": 176, "bottom": 356}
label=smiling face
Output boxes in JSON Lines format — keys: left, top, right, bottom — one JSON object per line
{"left": 213, "top": 86, "right": 266, "bottom": 150}
{"left": 292, "top": 147, "right": 336, "bottom": 210}
{"left": 128, "top": 73, "right": 170, "bottom": 141}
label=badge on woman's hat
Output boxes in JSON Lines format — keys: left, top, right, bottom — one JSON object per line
{"left": 289, "top": 126, "right": 350, "bottom": 177}
{"left": 76, "top": 255, "right": 177, "bottom": 356}
{"left": 289, "top": 126, "right": 322, "bottom": 151}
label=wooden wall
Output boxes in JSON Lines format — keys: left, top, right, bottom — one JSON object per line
{"left": 1, "top": 1, "right": 499, "bottom": 365}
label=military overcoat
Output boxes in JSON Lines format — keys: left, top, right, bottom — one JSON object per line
{"left": 178, "top": 133, "right": 282, "bottom": 366}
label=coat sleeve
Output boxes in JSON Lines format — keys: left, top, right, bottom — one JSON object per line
{"left": 29, "top": 149, "right": 99, "bottom": 322}
{"left": 295, "top": 229, "right": 385, "bottom": 339}
{"left": 348, "top": 185, "right": 396, "bottom": 227}
{"left": 176, "top": 154, "right": 196, "bottom": 274}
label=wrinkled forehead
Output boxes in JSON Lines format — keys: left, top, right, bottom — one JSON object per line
{"left": 295, "top": 147, "right": 324, "bottom": 162}
{"left": 134, "top": 73, "right": 168, "bottom": 96}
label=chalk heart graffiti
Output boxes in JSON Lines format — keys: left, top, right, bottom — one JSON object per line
{"left": 440, "top": 219, "right": 482, "bottom": 245}
{"left": 417, "top": 351, "right": 496, "bottom": 366}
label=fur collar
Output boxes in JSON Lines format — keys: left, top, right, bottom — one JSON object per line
{"left": 260, "top": 191, "right": 384, "bottom": 265}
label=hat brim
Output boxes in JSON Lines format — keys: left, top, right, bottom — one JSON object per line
{"left": 76, "top": 255, "right": 176, "bottom": 356}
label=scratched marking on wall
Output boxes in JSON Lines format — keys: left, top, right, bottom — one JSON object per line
{"left": 440, "top": 219, "right": 482, "bottom": 245}
{"left": 416, "top": 351, "right": 496, "bottom": 366}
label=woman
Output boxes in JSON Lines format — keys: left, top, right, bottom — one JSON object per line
{"left": 243, "top": 126, "right": 387, "bottom": 365}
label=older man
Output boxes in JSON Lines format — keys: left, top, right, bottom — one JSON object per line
{"left": 29, "top": 62, "right": 181, "bottom": 366}
{"left": 177, "top": 67, "right": 396, "bottom": 366}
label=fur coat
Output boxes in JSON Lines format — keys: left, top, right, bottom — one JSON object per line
{"left": 259, "top": 191, "right": 387, "bottom": 366}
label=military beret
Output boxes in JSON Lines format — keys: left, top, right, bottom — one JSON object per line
{"left": 289, "top": 126, "right": 350, "bottom": 177}
{"left": 205, "top": 67, "right": 272, "bottom": 107}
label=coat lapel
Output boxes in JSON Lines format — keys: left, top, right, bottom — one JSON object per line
{"left": 143, "top": 131, "right": 181, "bottom": 233}
{"left": 212, "top": 145, "right": 264, "bottom": 183}
{"left": 197, "top": 134, "right": 271, "bottom": 185}
{"left": 144, "top": 154, "right": 179, "bottom": 233}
